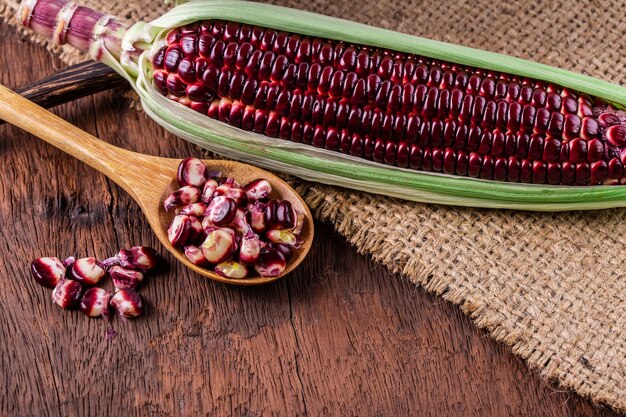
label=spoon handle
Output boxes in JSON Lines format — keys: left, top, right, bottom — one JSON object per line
{"left": 0, "top": 82, "right": 133, "bottom": 187}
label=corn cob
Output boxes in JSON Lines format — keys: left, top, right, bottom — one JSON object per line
{"left": 17, "top": 0, "right": 626, "bottom": 210}
{"left": 152, "top": 21, "right": 626, "bottom": 186}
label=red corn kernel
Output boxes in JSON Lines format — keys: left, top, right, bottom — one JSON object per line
{"left": 384, "top": 141, "right": 397, "bottom": 165}
{"left": 547, "top": 162, "right": 561, "bottom": 185}
{"left": 519, "top": 159, "right": 532, "bottom": 183}
{"left": 201, "top": 65, "right": 220, "bottom": 91}
{"left": 493, "top": 157, "right": 507, "bottom": 181}
{"left": 543, "top": 138, "right": 561, "bottom": 162}
{"left": 222, "top": 42, "right": 239, "bottom": 68}
{"left": 198, "top": 34, "right": 216, "bottom": 58}
{"left": 396, "top": 141, "right": 409, "bottom": 168}
{"left": 177, "top": 158, "right": 208, "bottom": 187}
{"left": 534, "top": 108, "right": 550, "bottom": 134}
{"left": 100, "top": 247, "right": 160, "bottom": 273}
{"left": 443, "top": 149, "right": 456, "bottom": 175}
{"left": 528, "top": 135, "right": 544, "bottom": 161}
{"left": 350, "top": 133, "right": 364, "bottom": 157}
{"left": 168, "top": 215, "right": 193, "bottom": 247}
{"left": 79, "top": 287, "right": 111, "bottom": 318}
{"left": 70, "top": 257, "right": 105, "bottom": 286}
{"left": 164, "top": 46, "right": 183, "bottom": 72}
{"left": 109, "top": 266, "right": 144, "bottom": 292}
{"left": 235, "top": 42, "right": 254, "bottom": 69}
{"left": 469, "top": 96, "right": 485, "bottom": 125}
{"left": 590, "top": 161, "right": 608, "bottom": 184}
{"left": 164, "top": 185, "right": 201, "bottom": 211}
{"left": 606, "top": 125, "right": 626, "bottom": 146}
{"left": 546, "top": 93, "right": 561, "bottom": 112}
{"left": 184, "top": 245, "right": 210, "bottom": 267}
{"left": 409, "top": 145, "right": 423, "bottom": 169}
{"left": 491, "top": 131, "right": 505, "bottom": 156}
{"left": 504, "top": 133, "right": 517, "bottom": 156}
{"left": 215, "top": 261, "right": 248, "bottom": 279}
{"left": 480, "top": 155, "right": 494, "bottom": 180}
{"left": 421, "top": 148, "right": 433, "bottom": 171}
{"left": 254, "top": 248, "right": 287, "bottom": 277}
{"left": 209, "top": 40, "right": 226, "bottom": 67}
{"left": 581, "top": 117, "right": 599, "bottom": 140}
{"left": 180, "top": 34, "right": 197, "bottom": 57}
{"left": 177, "top": 58, "right": 195, "bottom": 84}
{"left": 110, "top": 289, "right": 144, "bottom": 319}
{"left": 52, "top": 278, "right": 83, "bottom": 309}
{"left": 455, "top": 151, "right": 469, "bottom": 176}
{"left": 466, "top": 74, "right": 482, "bottom": 95}
{"left": 152, "top": 46, "right": 167, "bottom": 69}
{"left": 479, "top": 77, "right": 495, "bottom": 99}
{"left": 561, "top": 162, "right": 575, "bottom": 185}
{"left": 468, "top": 152, "right": 482, "bottom": 177}
{"left": 31, "top": 257, "right": 65, "bottom": 288}
{"left": 325, "top": 128, "right": 340, "bottom": 150}
{"left": 516, "top": 133, "right": 529, "bottom": 159}
{"left": 569, "top": 139, "right": 588, "bottom": 164}
{"left": 265, "top": 112, "right": 280, "bottom": 137}
{"left": 508, "top": 157, "right": 520, "bottom": 182}
{"left": 166, "top": 73, "right": 186, "bottom": 96}
{"left": 587, "top": 139, "right": 604, "bottom": 162}
{"left": 206, "top": 196, "right": 237, "bottom": 226}
{"left": 520, "top": 105, "right": 536, "bottom": 132}
{"left": 507, "top": 82, "right": 521, "bottom": 101}
{"left": 576, "top": 163, "right": 591, "bottom": 184}
{"left": 609, "top": 158, "right": 624, "bottom": 179}
{"left": 267, "top": 229, "right": 298, "bottom": 246}
{"left": 531, "top": 88, "right": 546, "bottom": 107}
{"left": 598, "top": 113, "right": 620, "bottom": 127}
{"left": 562, "top": 96, "right": 577, "bottom": 114}
{"left": 201, "top": 228, "right": 236, "bottom": 263}
{"left": 547, "top": 112, "right": 564, "bottom": 136}
{"left": 563, "top": 114, "right": 581, "bottom": 139}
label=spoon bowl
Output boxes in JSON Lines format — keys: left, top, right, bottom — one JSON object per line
{"left": 0, "top": 84, "right": 313, "bottom": 285}
{"left": 155, "top": 159, "right": 313, "bottom": 285}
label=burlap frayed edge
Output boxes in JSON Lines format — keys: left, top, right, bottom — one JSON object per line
{"left": 1, "top": 3, "right": 621, "bottom": 412}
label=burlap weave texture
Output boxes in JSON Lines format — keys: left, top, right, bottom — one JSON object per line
{"left": 2, "top": 0, "right": 625, "bottom": 411}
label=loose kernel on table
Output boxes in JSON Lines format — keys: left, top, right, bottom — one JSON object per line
{"left": 100, "top": 246, "right": 160, "bottom": 273}
{"left": 109, "top": 265, "right": 144, "bottom": 292}
{"left": 52, "top": 278, "right": 83, "bottom": 309}
{"left": 70, "top": 257, "right": 106, "bottom": 286}
{"left": 110, "top": 289, "right": 144, "bottom": 319}
{"left": 31, "top": 257, "right": 66, "bottom": 288}
{"left": 79, "top": 287, "right": 111, "bottom": 318}
{"left": 30, "top": 245, "right": 159, "bottom": 326}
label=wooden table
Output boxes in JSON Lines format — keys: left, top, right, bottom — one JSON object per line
{"left": 0, "top": 22, "right": 621, "bottom": 417}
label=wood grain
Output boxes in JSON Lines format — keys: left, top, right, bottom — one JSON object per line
{"left": 0, "top": 22, "right": 621, "bottom": 417}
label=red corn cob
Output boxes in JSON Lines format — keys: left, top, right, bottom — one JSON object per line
{"left": 19, "top": 0, "right": 626, "bottom": 187}
{"left": 151, "top": 21, "right": 626, "bottom": 186}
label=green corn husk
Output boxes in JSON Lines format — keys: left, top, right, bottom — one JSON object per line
{"left": 40, "top": 0, "right": 626, "bottom": 210}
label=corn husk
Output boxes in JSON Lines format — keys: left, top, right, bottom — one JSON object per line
{"left": 96, "top": 0, "right": 626, "bottom": 210}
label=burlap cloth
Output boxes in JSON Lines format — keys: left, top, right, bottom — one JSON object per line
{"left": 3, "top": 0, "right": 626, "bottom": 411}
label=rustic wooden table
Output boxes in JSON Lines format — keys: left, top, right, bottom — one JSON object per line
{"left": 0, "top": 22, "right": 621, "bottom": 417}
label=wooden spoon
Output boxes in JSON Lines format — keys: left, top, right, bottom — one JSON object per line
{"left": 0, "top": 83, "right": 314, "bottom": 285}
